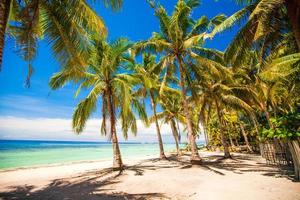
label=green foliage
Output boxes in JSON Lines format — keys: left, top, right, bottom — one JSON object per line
{"left": 50, "top": 38, "right": 147, "bottom": 140}
{"left": 261, "top": 111, "right": 300, "bottom": 140}
{"left": 2, "top": 0, "right": 122, "bottom": 86}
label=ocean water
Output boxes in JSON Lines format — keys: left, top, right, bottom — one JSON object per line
{"left": 0, "top": 140, "right": 181, "bottom": 170}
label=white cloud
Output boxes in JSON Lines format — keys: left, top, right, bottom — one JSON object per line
{"left": 0, "top": 116, "right": 203, "bottom": 143}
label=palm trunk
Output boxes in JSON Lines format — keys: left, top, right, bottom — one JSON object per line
{"left": 232, "top": 123, "right": 240, "bottom": 147}
{"left": 199, "top": 113, "right": 209, "bottom": 147}
{"left": 205, "top": 106, "right": 212, "bottom": 149}
{"left": 286, "top": 0, "right": 300, "bottom": 50}
{"left": 287, "top": 139, "right": 300, "bottom": 180}
{"left": 226, "top": 122, "right": 235, "bottom": 147}
{"left": 149, "top": 90, "right": 166, "bottom": 159}
{"left": 215, "top": 100, "right": 231, "bottom": 158}
{"left": 229, "top": 134, "right": 235, "bottom": 147}
{"left": 170, "top": 118, "right": 182, "bottom": 156}
{"left": 234, "top": 138, "right": 240, "bottom": 147}
{"left": 177, "top": 54, "right": 201, "bottom": 161}
{"left": 239, "top": 123, "right": 253, "bottom": 152}
{"left": 108, "top": 89, "right": 123, "bottom": 170}
{"left": 265, "top": 110, "right": 274, "bottom": 129}
{"left": 175, "top": 119, "right": 181, "bottom": 143}
{"left": 252, "top": 118, "right": 260, "bottom": 136}
{"left": 0, "top": 0, "right": 11, "bottom": 69}
{"left": 203, "top": 124, "right": 209, "bottom": 147}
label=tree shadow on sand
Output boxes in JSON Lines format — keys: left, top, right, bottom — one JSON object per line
{"left": 0, "top": 167, "right": 169, "bottom": 200}
{"left": 178, "top": 153, "right": 297, "bottom": 181}
{"left": 0, "top": 153, "right": 297, "bottom": 200}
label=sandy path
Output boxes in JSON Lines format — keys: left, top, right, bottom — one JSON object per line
{"left": 0, "top": 152, "right": 299, "bottom": 200}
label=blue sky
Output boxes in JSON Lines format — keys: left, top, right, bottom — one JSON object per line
{"left": 0, "top": 0, "right": 243, "bottom": 142}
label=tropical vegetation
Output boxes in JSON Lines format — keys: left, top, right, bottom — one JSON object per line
{"left": 50, "top": 38, "right": 147, "bottom": 170}
{"left": 2, "top": 0, "right": 299, "bottom": 178}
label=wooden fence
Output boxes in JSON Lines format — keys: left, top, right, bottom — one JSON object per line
{"left": 259, "top": 139, "right": 293, "bottom": 166}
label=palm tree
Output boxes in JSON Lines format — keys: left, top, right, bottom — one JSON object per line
{"left": 191, "top": 49, "right": 257, "bottom": 158}
{"left": 228, "top": 50, "right": 300, "bottom": 129}
{"left": 136, "top": 0, "right": 226, "bottom": 161}
{"left": 238, "top": 120, "right": 253, "bottom": 152}
{"left": 207, "top": 0, "right": 299, "bottom": 70}
{"left": 155, "top": 89, "right": 184, "bottom": 156}
{"left": 0, "top": 0, "right": 122, "bottom": 86}
{"left": 130, "top": 53, "right": 168, "bottom": 159}
{"left": 50, "top": 38, "right": 147, "bottom": 170}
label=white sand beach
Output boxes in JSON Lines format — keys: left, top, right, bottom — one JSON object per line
{"left": 0, "top": 151, "right": 299, "bottom": 200}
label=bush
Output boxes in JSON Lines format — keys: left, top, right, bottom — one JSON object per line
{"left": 261, "top": 111, "right": 300, "bottom": 140}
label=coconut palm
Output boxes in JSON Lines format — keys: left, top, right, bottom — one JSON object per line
{"left": 0, "top": 0, "right": 122, "bottom": 86}
{"left": 50, "top": 38, "right": 147, "bottom": 170}
{"left": 136, "top": 0, "right": 227, "bottom": 161}
{"left": 155, "top": 89, "right": 184, "bottom": 156}
{"left": 129, "top": 53, "right": 169, "bottom": 159}
{"left": 190, "top": 49, "right": 257, "bottom": 158}
{"left": 238, "top": 117, "right": 254, "bottom": 152}
{"left": 229, "top": 50, "right": 300, "bottom": 129}
{"left": 207, "top": 0, "right": 299, "bottom": 70}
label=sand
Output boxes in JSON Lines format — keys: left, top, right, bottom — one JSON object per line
{"left": 0, "top": 151, "right": 299, "bottom": 200}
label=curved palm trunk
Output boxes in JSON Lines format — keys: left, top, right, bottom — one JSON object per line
{"left": 205, "top": 106, "right": 212, "bottom": 149}
{"left": 264, "top": 110, "right": 274, "bottom": 129}
{"left": 203, "top": 126, "right": 209, "bottom": 148}
{"left": 239, "top": 123, "right": 253, "bottom": 152}
{"left": 215, "top": 100, "right": 231, "bottom": 158}
{"left": 203, "top": 129, "right": 209, "bottom": 147}
{"left": 0, "top": 0, "right": 11, "bottom": 69}
{"left": 170, "top": 118, "right": 182, "bottom": 156}
{"left": 177, "top": 54, "right": 201, "bottom": 161}
{"left": 149, "top": 90, "right": 166, "bottom": 159}
{"left": 286, "top": 0, "right": 300, "bottom": 50}
{"left": 251, "top": 117, "right": 260, "bottom": 136}
{"left": 108, "top": 89, "right": 123, "bottom": 170}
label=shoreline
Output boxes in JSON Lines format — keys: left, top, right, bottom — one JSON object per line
{"left": 0, "top": 153, "right": 158, "bottom": 173}
{"left": 0, "top": 149, "right": 245, "bottom": 173}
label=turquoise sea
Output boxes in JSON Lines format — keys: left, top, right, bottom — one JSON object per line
{"left": 0, "top": 140, "right": 185, "bottom": 170}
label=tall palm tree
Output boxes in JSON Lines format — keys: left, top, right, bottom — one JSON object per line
{"left": 0, "top": 0, "right": 122, "bottom": 86}
{"left": 136, "top": 0, "right": 226, "bottom": 161}
{"left": 130, "top": 53, "right": 168, "bottom": 159}
{"left": 50, "top": 38, "right": 147, "bottom": 170}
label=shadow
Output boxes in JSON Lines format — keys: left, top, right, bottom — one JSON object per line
{"left": 0, "top": 167, "right": 169, "bottom": 200}
{"left": 128, "top": 153, "right": 292, "bottom": 178}
{"left": 1, "top": 153, "right": 297, "bottom": 200}
{"left": 124, "top": 156, "right": 183, "bottom": 176}
{"left": 195, "top": 153, "right": 296, "bottom": 180}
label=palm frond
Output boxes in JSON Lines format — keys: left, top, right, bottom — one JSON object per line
{"left": 72, "top": 87, "right": 100, "bottom": 134}
{"left": 208, "top": 4, "right": 255, "bottom": 38}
